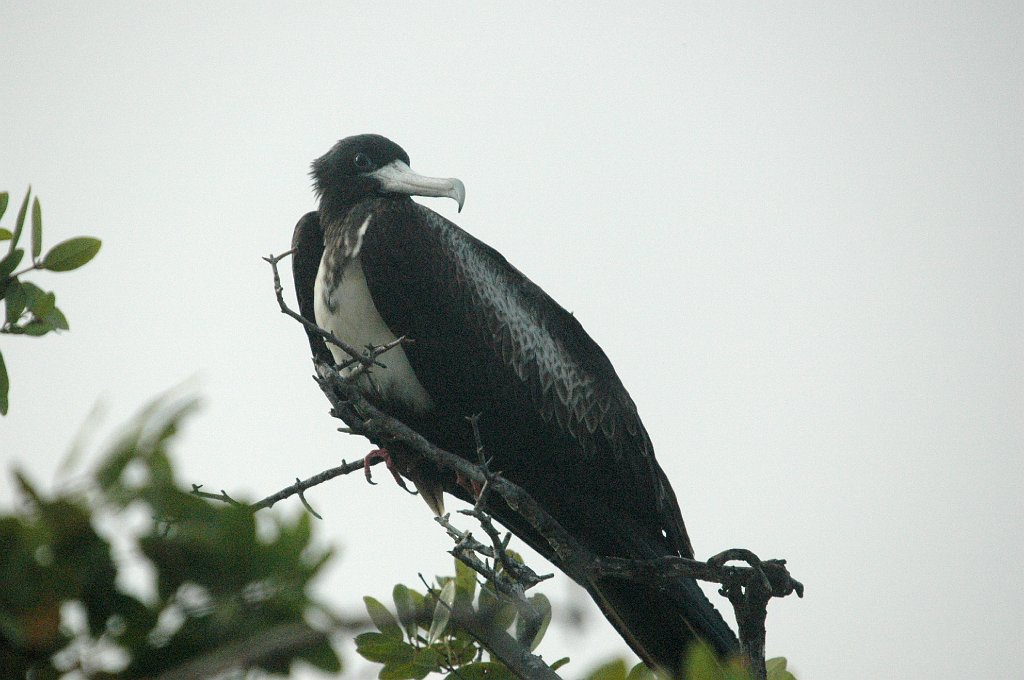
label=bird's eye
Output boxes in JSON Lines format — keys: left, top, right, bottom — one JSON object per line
{"left": 353, "top": 152, "right": 373, "bottom": 171}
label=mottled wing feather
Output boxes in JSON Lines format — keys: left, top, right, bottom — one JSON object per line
{"left": 350, "top": 198, "right": 693, "bottom": 557}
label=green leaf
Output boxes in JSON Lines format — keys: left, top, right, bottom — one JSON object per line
{"left": 41, "top": 237, "right": 101, "bottom": 272}
{"left": 19, "top": 280, "right": 44, "bottom": 303}
{"left": 393, "top": 584, "right": 418, "bottom": 638}
{"left": 9, "top": 187, "right": 30, "bottom": 253}
{"left": 378, "top": 662, "right": 419, "bottom": 680}
{"left": 21, "top": 320, "right": 54, "bottom": 336}
{"left": 723, "top": 660, "right": 755, "bottom": 680}
{"left": 297, "top": 639, "right": 343, "bottom": 673}
{"left": 355, "top": 631, "right": 414, "bottom": 664}
{"left": 586, "top": 658, "right": 628, "bottom": 680}
{"left": 681, "top": 641, "right": 724, "bottom": 680}
{"left": 477, "top": 584, "right": 517, "bottom": 631}
{"left": 551, "top": 657, "right": 571, "bottom": 671}
{"left": 0, "top": 192, "right": 8, "bottom": 221}
{"left": 44, "top": 306, "right": 69, "bottom": 331}
{"left": 427, "top": 580, "right": 456, "bottom": 644}
{"left": 0, "top": 229, "right": 11, "bottom": 241}
{"left": 521, "top": 593, "right": 552, "bottom": 651}
{"left": 0, "top": 249, "right": 24, "bottom": 278}
{"left": 378, "top": 647, "right": 441, "bottom": 680}
{"left": 0, "top": 350, "right": 8, "bottom": 415}
{"left": 365, "top": 596, "right": 403, "bottom": 640}
{"left": 766, "top": 658, "right": 796, "bottom": 680}
{"left": 626, "top": 662, "right": 662, "bottom": 680}
{"left": 454, "top": 555, "right": 477, "bottom": 604}
{"left": 411, "top": 647, "right": 441, "bottom": 675}
{"left": 5, "top": 281, "right": 26, "bottom": 325}
{"left": 31, "top": 198, "right": 42, "bottom": 259}
{"left": 24, "top": 285, "right": 55, "bottom": 318}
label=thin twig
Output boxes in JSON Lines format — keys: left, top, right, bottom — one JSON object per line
{"left": 250, "top": 457, "right": 383, "bottom": 512}
{"left": 263, "top": 250, "right": 378, "bottom": 367}
{"left": 193, "top": 457, "right": 385, "bottom": 516}
{"left": 435, "top": 513, "right": 553, "bottom": 602}
{"left": 190, "top": 485, "right": 244, "bottom": 506}
{"left": 294, "top": 477, "right": 322, "bottom": 519}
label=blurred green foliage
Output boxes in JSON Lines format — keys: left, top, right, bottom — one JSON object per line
{"left": 0, "top": 187, "right": 102, "bottom": 415}
{"left": 0, "top": 395, "right": 340, "bottom": 678}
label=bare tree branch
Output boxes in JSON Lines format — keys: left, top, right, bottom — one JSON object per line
{"left": 193, "top": 456, "right": 385, "bottom": 517}
{"left": 263, "top": 250, "right": 410, "bottom": 373}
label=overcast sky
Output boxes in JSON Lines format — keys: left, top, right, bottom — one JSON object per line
{"left": 2, "top": 3, "right": 1022, "bottom": 679}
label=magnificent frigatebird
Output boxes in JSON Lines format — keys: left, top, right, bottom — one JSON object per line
{"left": 291, "top": 134, "right": 738, "bottom": 673}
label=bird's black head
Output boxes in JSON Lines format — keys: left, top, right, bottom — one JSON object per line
{"left": 311, "top": 134, "right": 410, "bottom": 197}
{"left": 311, "top": 134, "right": 464, "bottom": 222}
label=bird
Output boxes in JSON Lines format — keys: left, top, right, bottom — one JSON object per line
{"left": 291, "top": 133, "right": 739, "bottom": 674}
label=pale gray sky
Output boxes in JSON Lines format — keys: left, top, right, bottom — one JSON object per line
{"left": 2, "top": 3, "right": 1022, "bottom": 678}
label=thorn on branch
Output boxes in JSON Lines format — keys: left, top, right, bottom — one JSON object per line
{"left": 464, "top": 413, "right": 498, "bottom": 508}
{"left": 191, "top": 456, "right": 384, "bottom": 517}
{"left": 263, "top": 250, "right": 385, "bottom": 370}
{"left": 190, "top": 484, "right": 243, "bottom": 506}
{"left": 262, "top": 249, "right": 296, "bottom": 266}
{"left": 295, "top": 478, "right": 323, "bottom": 519}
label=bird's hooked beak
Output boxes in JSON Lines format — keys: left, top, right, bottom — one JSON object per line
{"left": 372, "top": 160, "right": 466, "bottom": 212}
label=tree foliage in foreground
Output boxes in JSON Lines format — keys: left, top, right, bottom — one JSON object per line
{"left": 0, "top": 187, "right": 102, "bottom": 415}
{"left": 0, "top": 396, "right": 340, "bottom": 678}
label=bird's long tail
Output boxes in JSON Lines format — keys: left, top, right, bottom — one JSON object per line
{"left": 462, "top": 488, "right": 739, "bottom": 676}
{"left": 588, "top": 572, "right": 739, "bottom": 676}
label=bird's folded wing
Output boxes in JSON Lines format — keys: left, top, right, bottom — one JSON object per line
{"left": 354, "top": 198, "right": 694, "bottom": 558}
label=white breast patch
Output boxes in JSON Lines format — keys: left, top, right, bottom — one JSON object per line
{"left": 313, "top": 254, "right": 435, "bottom": 412}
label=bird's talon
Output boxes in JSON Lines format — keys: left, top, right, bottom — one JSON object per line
{"left": 365, "top": 448, "right": 406, "bottom": 489}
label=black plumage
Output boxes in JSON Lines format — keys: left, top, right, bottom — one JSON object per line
{"left": 292, "top": 134, "right": 738, "bottom": 673}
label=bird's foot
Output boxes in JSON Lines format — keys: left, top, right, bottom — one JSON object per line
{"left": 455, "top": 472, "right": 484, "bottom": 499}
{"left": 364, "top": 448, "right": 414, "bottom": 494}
